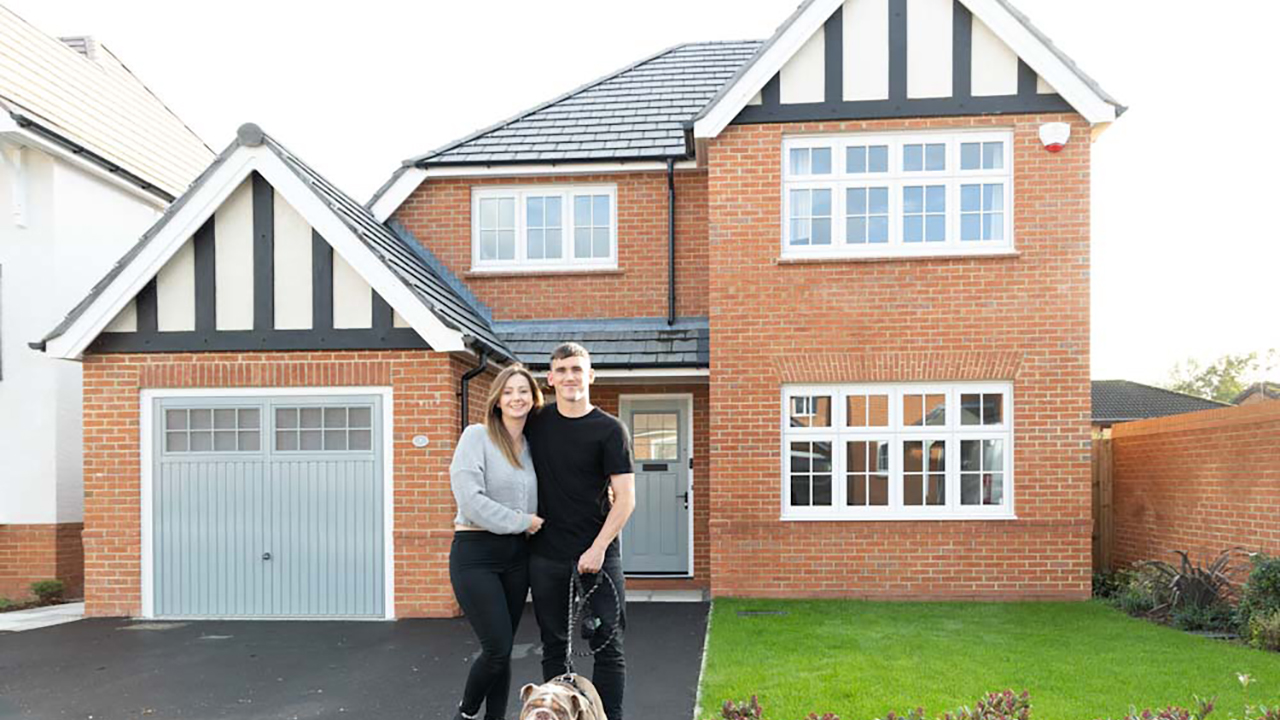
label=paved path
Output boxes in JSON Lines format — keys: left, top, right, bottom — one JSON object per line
{"left": 0, "top": 603, "right": 709, "bottom": 719}
{"left": 0, "top": 602, "right": 84, "bottom": 633}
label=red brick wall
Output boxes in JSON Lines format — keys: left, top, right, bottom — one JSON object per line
{"left": 394, "top": 171, "right": 708, "bottom": 320}
{"left": 0, "top": 523, "right": 84, "bottom": 601}
{"left": 705, "top": 113, "right": 1094, "bottom": 600}
{"left": 1111, "top": 402, "right": 1280, "bottom": 569}
{"left": 81, "top": 350, "right": 471, "bottom": 618}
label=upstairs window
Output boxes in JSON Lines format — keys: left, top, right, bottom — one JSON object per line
{"left": 783, "top": 131, "right": 1013, "bottom": 259}
{"left": 472, "top": 185, "right": 617, "bottom": 272}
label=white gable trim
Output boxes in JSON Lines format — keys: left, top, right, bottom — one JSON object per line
{"left": 693, "top": 0, "right": 844, "bottom": 141}
{"left": 369, "top": 160, "right": 699, "bottom": 223}
{"left": 692, "top": 0, "right": 1115, "bottom": 139}
{"left": 45, "top": 144, "right": 467, "bottom": 359}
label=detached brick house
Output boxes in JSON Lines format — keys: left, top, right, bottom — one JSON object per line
{"left": 39, "top": 0, "right": 1123, "bottom": 618}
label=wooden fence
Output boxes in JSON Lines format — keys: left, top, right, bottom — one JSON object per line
{"left": 1091, "top": 438, "right": 1113, "bottom": 572}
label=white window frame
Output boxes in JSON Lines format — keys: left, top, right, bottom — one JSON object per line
{"left": 781, "top": 382, "right": 1015, "bottom": 521}
{"left": 781, "top": 130, "right": 1014, "bottom": 259}
{"left": 471, "top": 184, "right": 618, "bottom": 272}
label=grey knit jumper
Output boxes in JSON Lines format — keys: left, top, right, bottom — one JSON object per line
{"left": 450, "top": 424, "right": 538, "bottom": 535}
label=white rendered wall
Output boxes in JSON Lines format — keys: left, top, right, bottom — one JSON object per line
{"left": 780, "top": 25, "right": 825, "bottom": 104}
{"left": 0, "top": 145, "right": 162, "bottom": 523}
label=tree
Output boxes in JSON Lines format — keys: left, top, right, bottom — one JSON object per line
{"left": 1165, "top": 349, "right": 1278, "bottom": 403}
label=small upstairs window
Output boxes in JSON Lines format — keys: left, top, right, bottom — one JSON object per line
{"left": 472, "top": 185, "right": 617, "bottom": 272}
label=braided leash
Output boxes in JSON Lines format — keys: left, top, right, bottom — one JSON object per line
{"left": 563, "top": 564, "right": 621, "bottom": 675}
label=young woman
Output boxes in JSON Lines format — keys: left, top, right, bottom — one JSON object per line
{"left": 449, "top": 364, "right": 545, "bottom": 720}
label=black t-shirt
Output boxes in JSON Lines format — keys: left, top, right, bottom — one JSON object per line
{"left": 526, "top": 403, "right": 634, "bottom": 561}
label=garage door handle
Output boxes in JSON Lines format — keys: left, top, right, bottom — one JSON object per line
{"left": 262, "top": 552, "right": 272, "bottom": 561}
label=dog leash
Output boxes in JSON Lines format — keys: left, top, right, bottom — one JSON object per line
{"left": 563, "top": 564, "right": 621, "bottom": 675}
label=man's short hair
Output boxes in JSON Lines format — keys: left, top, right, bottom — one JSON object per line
{"left": 550, "top": 342, "right": 591, "bottom": 365}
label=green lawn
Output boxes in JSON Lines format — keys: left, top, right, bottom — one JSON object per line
{"left": 697, "top": 599, "right": 1280, "bottom": 720}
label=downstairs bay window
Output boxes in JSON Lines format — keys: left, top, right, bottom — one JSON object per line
{"left": 782, "top": 383, "right": 1014, "bottom": 520}
{"left": 782, "top": 131, "right": 1013, "bottom": 259}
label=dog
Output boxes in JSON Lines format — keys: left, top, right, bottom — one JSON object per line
{"left": 519, "top": 674, "right": 607, "bottom": 720}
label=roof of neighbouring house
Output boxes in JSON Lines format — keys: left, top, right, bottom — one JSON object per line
{"left": 494, "top": 317, "right": 709, "bottom": 369}
{"left": 40, "top": 124, "right": 511, "bottom": 360}
{"left": 0, "top": 7, "right": 213, "bottom": 199}
{"left": 1091, "top": 380, "right": 1229, "bottom": 424}
{"left": 408, "top": 40, "right": 761, "bottom": 167}
{"left": 1232, "top": 381, "right": 1280, "bottom": 405}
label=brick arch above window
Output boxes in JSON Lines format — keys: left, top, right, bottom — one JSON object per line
{"left": 772, "top": 350, "right": 1023, "bottom": 385}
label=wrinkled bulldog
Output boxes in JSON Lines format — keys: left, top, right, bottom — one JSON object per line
{"left": 519, "top": 674, "right": 607, "bottom": 720}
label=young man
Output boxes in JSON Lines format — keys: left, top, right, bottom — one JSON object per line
{"left": 525, "top": 342, "right": 636, "bottom": 720}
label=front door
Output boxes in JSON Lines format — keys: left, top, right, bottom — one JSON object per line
{"left": 620, "top": 398, "right": 690, "bottom": 575}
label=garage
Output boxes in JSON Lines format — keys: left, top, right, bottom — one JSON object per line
{"left": 147, "top": 393, "right": 387, "bottom": 619}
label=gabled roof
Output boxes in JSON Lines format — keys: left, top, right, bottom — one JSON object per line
{"left": 495, "top": 317, "right": 709, "bottom": 370}
{"left": 1091, "top": 380, "right": 1229, "bottom": 424}
{"left": 1233, "top": 381, "right": 1280, "bottom": 405}
{"left": 692, "top": 0, "right": 1125, "bottom": 138}
{"left": 39, "top": 123, "right": 510, "bottom": 361}
{"left": 0, "top": 7, "right": 212, "bottom": 199}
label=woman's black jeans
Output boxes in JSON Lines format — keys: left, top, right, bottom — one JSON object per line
{"left": 449, "top": 531, "right": 530, "bottom": 720}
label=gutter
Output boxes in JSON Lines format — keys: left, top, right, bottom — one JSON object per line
{"left": 459, "top": 347, "right": 491, "bottom": 435}
{"left": 667, "top": 158, "right": 676, "bottom": 326}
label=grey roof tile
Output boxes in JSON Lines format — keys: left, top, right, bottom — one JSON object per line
{"left": 494, "top": 317, "right": 709, "bottom": 369}
{"left": 408, "top": 41, "right": 761, "bottom": 167}
{"left": 1091, "top": 380, "right": 1228, "bottom": 423}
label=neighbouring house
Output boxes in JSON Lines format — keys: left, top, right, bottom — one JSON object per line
{"left": 1233, "top": 381, "right": 1280, "bottom": 406}
{"left": 40, "top": 0, "right": 1125, "bottom": 619}
{"left": 0, "top": 6, "right": 212, "bottom": 602}
{"left": 1091, "top": 380, "right": 1228, "bottom": 437}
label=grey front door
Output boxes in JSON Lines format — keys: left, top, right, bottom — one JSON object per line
{"left": 621, "top": 399, "right": 689, "bottom": 575}
{"left": 152, "top": 395, "right": 384, "bottom": 618}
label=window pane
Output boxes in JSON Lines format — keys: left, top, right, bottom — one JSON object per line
{"left": 277, "top": 431, "right": 297, "bottom": 451}
{"left": 812, "top": 442, "right": 832, "bottom": 472}
{"left": 961, "top": 394, "right": 982, "bottom": 425}
{"left": 983, "top": 394, "right": 1003, "bottom": 425}
{"left": 961, "top": 439, "right": 981, "bottom": 471}
{"left": 849, "top": 441, "right": 868, "bottom": 472}
{"left": 847, "top": 146, "right": 867, "bottom": 173}
{"left": 593, "top": 195, "right": 609, "bottom": 221}
{"left": 925, "top": 394, "right": 946, "bottom": 425}
{"left": 480, "top": 231, "right": 497, "bottom": 260}
{"left": 790, "top": 442, "right": 811, "bottom": 472}
{"left": 791, "top": 476, "right": 811, "bottom": 506}
{"left": 790, "top": 219, "right": 810, "bottom": 246}
{"left": 214, "top": 430, "right": 237, "bottom": 452}
{"left": 869, "top": 187, "right": 889, "bottom": 215}
{"left": 985, "top": 214, "right": 1003, "bottom": 241}
{"left": 925, "top": 215, "right": 945, "bottom": 242}
{"left": 528, "top": 197, "right": 544, "bottom": 226}
{"left": 869, "top": 395, "right": 889, "bottom": 426}
{"left": 925, "top": 186, "right": 946, "bottom": 212}
{"left": 593, "top": 228, "right": 610, "bottom": 258}
{"left": 190, "top": 431, "right": 212, "bottom": 452}
{"left": 869, "top": 146, "right": 888, "bottom": 173}
{"left": 847, "top": 395, "right": 867, "bottom": 426}
{"left": 300, "top": 408, "right": 323, "bottom": 429}
{"left": 790, "top": 148, "right": 810, "bottom": 175}
{"left": 239, "top": 431, "right": 260, "bottom": 452}
{"left": 984, "top": 439, "right": 1004, "bottom": 471}
{"left": 811, "top": 148, "right": 832, "bottom": 174}
{"left": 869, "top": 475, "right": 889, "bottom": 505}
{"left": 903, "top": 476, "right": 923, "bottom": 505}
{"left": 324, "top": 430, "right": 347, "bottom": 451}
{"left": 983, "top": 142, "right": 1003, "bottom": 169}
{"left": 545, "top": 197, "right": 562, "bottom": 226}
{"left": 528, "top": 229, "right": 545, "bottom": 259}
{"left": 984, "top": 183, "right": 1003, "bottom": 211}
{"left": 848, "top": 217, "right": 867, "bottom": 243}
{"left": 812, "top": 189, "right": 831, "bottom": 216}
{"left": 165, "top": 409, "right": 187, "bottom": 431}
{"left": 811, "top": 218, "right": 831, "bottom": 245}
{"left": 350, "top": 429, "right": 372, "bottom": 451}
{"left": 812, "top": 475, "right": 832, "bottom": 506}
{"left": 848, "top": 188, "right": 867, "bottom": 215}
{"left": 961, "top": 184, "right": 981, "bottom": 212}
{"left": 903, "top": 440, "right": 923, "bottom": 472}
{"left": 324, "top": 407, "right": 347, "bottom": 429}
{"left": 869, "top": 217, "right": 889, "bottom": 243}
{"left": 166, "top": 431, "right": 188, "bottom": 453}
{"left": 961, "top": 214, "right": 981, "bottom": 241}
{"left": 903, "top": 144, "right": 923, "bottom": 171}
{"left": 927, "top": 439, "right": 946, "bottom": 470}
{"left": 276, "top": 408, "right": 297, "bottom": 429}
{"left": 238, "top": 408, "right": 260, "bottom": 429}
{"left": 574, "top": 196, "right": 591, "bottom": 226}
{"left": 545, "top": 228, "right": 562, "bottom": 258}
{"left": 479, "top": 198, "right": 498, "bottom": 228}
{"left": 925, "top": 144, "right": 946, "bottom": 171}
{"left": 350, "top": 407, "right": 372, "bottom": 428}
{"left": 903, "top": 396, "right": 924, "bottom": 427}
{"left": 575, "top": 227, "right": 591, "bottom": 257}
{"left": 849, "top": 475, "right": 867, "bottom": 506}
{"left": 903, "top": 186, "right": 923, "bottom": 213}
{"left": 961, "top": 142, "right": 980, "bottom": 170}
{"left": 790, "top": 189, "right": 811, "bottom": 216}
{"left": 499, "top": 198, "right": 515, "bottom": 226}
{"left": 300, "top": 430, "right": 322, "bottom": 451}
{"left": 926, "top": 474, "right": 946, "bottom": 504}
{"left": 189, "top": 409, "right": 212, "bottom": 430}
{"left": 962, "top": 473, "right": 982, "bottom": 505}
{"left": 498, "top": 230, "right": 515, "bottom": 259}
{"left": 789, "top": 396, "right": 831, "bottom": 427}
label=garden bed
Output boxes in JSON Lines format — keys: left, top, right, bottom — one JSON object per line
{"left": 698, "top": 599, "right": 1280, "bottom": 720}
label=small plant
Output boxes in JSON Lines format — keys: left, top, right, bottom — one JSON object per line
{"left": 1092, "top": 696, "right": 1215, "bottom": 720}
{"left": 1144, "top": 549, "right": 1242, "bottom": 617}
{"left": 802, "top": 714, "right": 839, "bottom": 720}
{"left": 30, "top": 579, "right": 65, "bottom": 605}
{"left": 1095, "top": 570, "right": 1130, "bottom": 599}
{"left": 721, "top": 696, "right": 764, "bottom": 720}
{"left": 0, "top": 597, "right": 13, "bottom": 611}
{"left": 1238, "top": 554, "right": 1280, "bottom": 632}
{"left": 1172, "top": 602, "right": 1236, "bottom": 633}
{"left": 880, "top": 691, "right": 1030, "bottom": 720}
{"left": 1248, "top": 609, "right": 1280, "bottom": 652}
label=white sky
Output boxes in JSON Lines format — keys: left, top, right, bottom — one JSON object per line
{"left": 10, "top": 0, "right": 1279, "bottom": 385}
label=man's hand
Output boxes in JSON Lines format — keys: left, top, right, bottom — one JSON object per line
{"left": 578, "top": 544, "right": 606, "bottom": 574}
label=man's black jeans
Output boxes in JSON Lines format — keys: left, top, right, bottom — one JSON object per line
{"left": 529, "top": 549, "right": 627, "bottom": 720}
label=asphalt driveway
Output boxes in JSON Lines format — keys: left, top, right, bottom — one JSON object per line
{"left": 0, "top": 603, "right": 709, "bottom": 719}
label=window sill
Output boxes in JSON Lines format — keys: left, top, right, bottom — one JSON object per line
{"left": 465, "top": 267, "right": 623, "bottom": 279}
{"left": 777, "top": 250, "right": 1020, "bottom": 265}
{"left": 780, "top": 512, "right": 1018, "bottom": 522}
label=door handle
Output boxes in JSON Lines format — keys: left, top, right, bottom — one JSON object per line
{"left": 262, "top": 552, "right": 272, "bottom": 561}
{"left": 677, "top": 492, "right": 689, "bottom": 509}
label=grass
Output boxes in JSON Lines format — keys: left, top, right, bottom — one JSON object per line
{"left": 697, "top": 599, "right": 1280, "bottom": 720}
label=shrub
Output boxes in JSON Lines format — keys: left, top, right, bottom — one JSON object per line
{"left": 880, "top": 690, "right": 1031, "bottom": 720}
{"left": 30, "top": 579, "right": 65, "bottom": 605}
{"left": 1172, "top": 602, "right": 1236, "bottom": 633}
{"left": 720, "top": 697, "right": 764, "bottom": 720}
{"left": 0, "top": 597, "right": 13, "bottom": 611}
{"left": 1238, "top": 554, "right": 1280, "bottom": 631}
{"left": 1248, "top": 609, "right": 1280, "bottom": 652}
{"left": 1092, "top": 696, "right": 1215, "bottom": 720}
{"left": 1144, "top": 549, "right": 1242, "bottom": 617}
{"left": 1095, "top": 571, "right": 1130, "bottom": 599}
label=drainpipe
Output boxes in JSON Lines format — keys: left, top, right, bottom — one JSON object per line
{"left": 459, "top": 347, "right": 490, "bottom": 435}
{"left": 667, "top": 158, "right": 676, "bottom": 326}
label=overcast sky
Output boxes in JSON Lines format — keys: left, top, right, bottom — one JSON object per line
{"left": 10, "top": 0, "right": 1278, "bottom": 385}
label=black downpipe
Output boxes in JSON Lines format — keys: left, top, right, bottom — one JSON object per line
{"left": 667, "top": 158, "right": 676, "bottom": 326}
{"left": 459, "top": 347, "right": 490, "bottom": 434}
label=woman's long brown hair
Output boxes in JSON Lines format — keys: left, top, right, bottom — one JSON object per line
{"left": 485, "top": 364, "right": 544, "bottom": 468}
